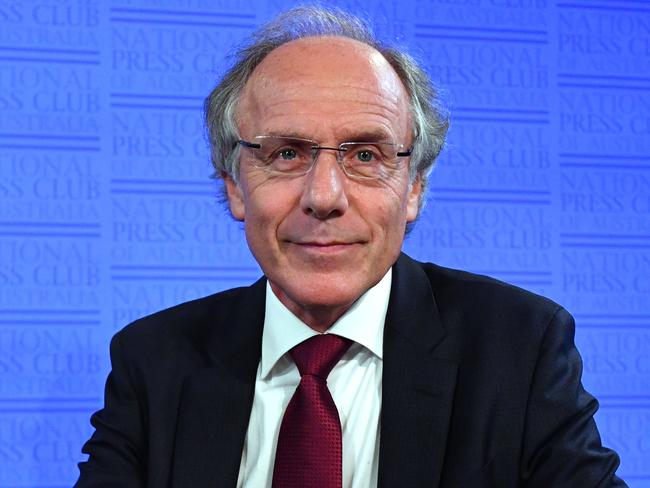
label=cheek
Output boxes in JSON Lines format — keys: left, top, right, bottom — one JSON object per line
{"left": 381, "top": 179, "right": 413, "bottom": 216}
{"left": 243, "top": 180, "right": 301, "bottom": 232}
{"left": 243, "top": 205, "right": 279, "bottom": 262}
{"left": 385, "top": 173, "right": 420, "bottom": 221}
{"left": 356, "top": 190, "right": 407, "bottom": 237}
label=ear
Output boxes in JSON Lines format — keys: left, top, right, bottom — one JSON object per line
{"left": 223, "top": 172, "right": 245, "bottom": 221}
{"left": 406, "top": 175, "right": 422, "bottom": 223}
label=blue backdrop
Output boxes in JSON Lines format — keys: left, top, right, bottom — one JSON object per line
{"left": 0, "top": 0, "right": 648, "bottom": 486}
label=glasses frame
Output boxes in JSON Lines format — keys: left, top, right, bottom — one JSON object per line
{"left": 237, "top": 135, "right": 413, "bottom": 180}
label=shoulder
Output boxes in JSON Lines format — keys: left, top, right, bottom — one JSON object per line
{"left": 113, "top": 279, "right": 265, "bottom": 360}
{"left": 397, "top": 255, "right": 578, "bottom": 386}
{"left": 422, "top": 259, "right": 560, "bottom": 316}
{"left": 398, "top": 254, "right": 568, "bottom": 344}
{"left": 400, "top": 253, "right": 561, "bottom": 313}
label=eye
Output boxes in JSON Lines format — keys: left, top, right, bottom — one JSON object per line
{"left": 356, "top": 150, "right": 374, "bottom": 163}
{"left": 279, "top": 148, "right": 298, "bottom": 160}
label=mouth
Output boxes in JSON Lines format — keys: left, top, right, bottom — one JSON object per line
{"left": 291, "top": 241, "right": 362, "bottom": 254}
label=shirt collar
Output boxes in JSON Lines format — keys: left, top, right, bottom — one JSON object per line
{"left": 260, "top": 268, "right": 392, "bottom": 379}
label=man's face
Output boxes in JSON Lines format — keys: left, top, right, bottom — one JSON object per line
{"left": 225, "top": 36, "right": 421, "bottom": 329}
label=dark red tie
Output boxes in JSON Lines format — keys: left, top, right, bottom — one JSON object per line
{"left": 272, "top": 334, "right": 352, "bottom": 488}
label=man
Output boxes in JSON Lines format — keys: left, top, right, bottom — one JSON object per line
{"left": 76, "top": 6, "right": 626, "bottom": 487}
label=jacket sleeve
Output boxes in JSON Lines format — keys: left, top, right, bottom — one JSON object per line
{"left": 520, "top": 307, "right": 627, "bottom": 487}
{"left": 74, "top": 332, "right": 146, "bottom": 487}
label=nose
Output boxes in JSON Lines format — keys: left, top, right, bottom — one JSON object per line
{"left": 300, "top": 149, "right": 349, "bottom": 219}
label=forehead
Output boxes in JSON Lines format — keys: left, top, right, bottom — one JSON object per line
{"left": 237, "top": 36, "right": 411, "bottom": 139}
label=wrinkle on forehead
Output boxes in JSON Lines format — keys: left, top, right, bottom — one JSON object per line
{"left": 236, "top": 36, "right": 411, "bottom": 137}
{"left": 261, "top": 82, "right": 403, "bottom": 106}
{"left": 254, "top": 41, "right": 402, "bottom": 89}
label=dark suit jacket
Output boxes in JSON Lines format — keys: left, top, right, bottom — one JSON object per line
{"left": 76, "top": 254, "right": 626, "bottom": 487}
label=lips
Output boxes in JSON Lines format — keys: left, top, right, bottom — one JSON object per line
{"left": 284, "top": 233, "right": 366, "bottom": 247}
{"left": 298, "top": 241, "right": 353, "bottom": 246}
{"left": 291, "top": 237, "right": 367, "bottom": 247}
{"left": 281, "top": 228, "right": 367, "bottom": 252}
{"left": 288, "top": 240, "right": 363, "bottom": 255}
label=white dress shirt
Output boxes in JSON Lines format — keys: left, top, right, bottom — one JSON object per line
{"left": 236, "top": 268, "right": 392, "bottom": 488}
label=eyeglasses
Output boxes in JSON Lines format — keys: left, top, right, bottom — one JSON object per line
{"left": 237, "top": 135, "right": 413, "bottom": 180}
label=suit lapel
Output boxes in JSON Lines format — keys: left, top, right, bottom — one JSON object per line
{"left": 379, "top": 254, "right": 458, "bottom": 488}
{"left": 170, "top": 278, "right": 266, "bottom": 487}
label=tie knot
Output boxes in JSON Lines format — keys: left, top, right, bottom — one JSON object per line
{"left": 290, "top": 334, "right": 352, "bottom": 379}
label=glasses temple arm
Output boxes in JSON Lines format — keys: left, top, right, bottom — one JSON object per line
{"left": 237, "top": 140, "right": 261, "bottom": 149}
{"left": 396, "top": 146, "right": 413, "bottom": 157}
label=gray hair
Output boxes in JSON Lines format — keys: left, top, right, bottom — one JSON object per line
{"left": 204, "top": 5, "right": 448, "bottom": 212}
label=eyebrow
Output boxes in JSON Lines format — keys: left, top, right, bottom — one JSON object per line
{"left": 264, "top": 130, "right": 313, "bottom": 140}
{"left": 262, "top": 128, "right": 395, "bottom": 143}
{"left": 345, "top": 129, "right": 394, "bottom": 142}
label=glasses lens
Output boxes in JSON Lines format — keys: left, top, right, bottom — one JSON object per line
{"left": 341, "top": 142, "right": 401, "bottom": 179}
{"left": 241, "top": 137, "right": 407, "bottom": 179}
{"left": 250, "top": 137, "right": 314, "bottom": 174}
